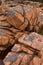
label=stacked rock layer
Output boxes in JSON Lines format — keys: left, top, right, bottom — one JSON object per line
{"left": 0, "top": 1, "right": 43, "bottom": 65}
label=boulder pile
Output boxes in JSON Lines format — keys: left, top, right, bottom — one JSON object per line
{"left": 0, "top": 1, "right": 43, "bottom": 65}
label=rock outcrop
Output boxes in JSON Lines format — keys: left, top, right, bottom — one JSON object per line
{"left": 0, "top": 1, "right": 43, "bottom": 65}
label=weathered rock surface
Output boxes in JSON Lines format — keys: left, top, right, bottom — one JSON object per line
{"left": 3, "top": 32, "right": 43, "bottom": 65}
{"left": 0, "top": 1, "right": 43, "bottom": 65}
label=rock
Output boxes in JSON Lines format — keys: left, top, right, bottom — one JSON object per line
{"left": 0, "top": 35, "right": 9, "bottom": 46}
{"left": 18, "top": 32, "right": 43, "bottom": 51}
{"left": 0, "top": 1, "right": 43, "bottom": 65}
{"left": 11, "top": 44, "right": 22, "bottom": 53}
{"left": 3, "top": 52, "right": 26, "bottom": 65}
{"left": 11, "top": 44, "right": 33, "bottom": 54}
{"left": 7, "top": 10, "right": 28, "bottom": 31}
{"left": 11, "top": 53, "right": 26, "bottom": 65}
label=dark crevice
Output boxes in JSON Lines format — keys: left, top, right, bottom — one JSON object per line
{"left": 0, "top": 44, "right": 14, "bottom": 60}
{"left": 19, "top": 42, "right": 40, "bottom": 53}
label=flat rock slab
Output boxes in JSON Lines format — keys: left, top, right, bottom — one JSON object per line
{"left": 11, "top": 44, "right": 33, "bottom": 54}
{"left": 3, "top": 52, "right": 18, "bottom": 65}
{"left": 3, "top": 52, "right": 28, "bottom": 65}
{"left": 3, "top": 51, "right": 33, "bottom": 65}
{"left": 0, "top": 29, "right": 15, "bottom": 45}
{"left": 18, "top": 32, "right": 43, "bottom": 51}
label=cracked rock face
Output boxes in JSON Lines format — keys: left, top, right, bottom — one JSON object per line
{"left": 6, "top": 5, "right": 43, "bottom": 32}
{"left": 18, "top": 32, "right": 43, "bottom": 51}
{"left": 3, "top": 32, "right": 43, "bottom": 65}
{"left": 0, "top": 1, "right": 43, "bottom": 65}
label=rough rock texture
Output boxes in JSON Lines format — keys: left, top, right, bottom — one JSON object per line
{"left": 3, "top": 32, "right": 43, "bottom": 65}
{"left": 6, "top": 4, "right": 43, "bottom": 32}
{"left": 0, "top": 1, "right": 43, "bottom": 65}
